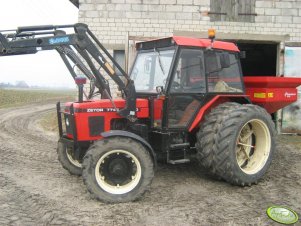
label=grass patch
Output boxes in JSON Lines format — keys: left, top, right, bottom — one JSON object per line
{"left": 0, "top": 88, "right": 76, "bottom": 108}
{"left": 39, "top": 110, "right": 59, "bottom": 132}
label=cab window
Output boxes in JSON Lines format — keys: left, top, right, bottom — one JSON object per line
{"left": 131, "top": 49, "right": 175, "bottom": 92}
{"left": 170, "top": 49, "right": 206, "bottom": 93}
{"left": 205, "top": 51, "right": 243, "bottom": 92}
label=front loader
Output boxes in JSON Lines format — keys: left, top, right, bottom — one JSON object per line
{"left": 1, "top": 24, "right": 301, "bottom": 203}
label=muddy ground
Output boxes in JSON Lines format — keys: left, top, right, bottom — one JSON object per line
{"left": 0, "top": 102, "right": 300, "bottom": 226}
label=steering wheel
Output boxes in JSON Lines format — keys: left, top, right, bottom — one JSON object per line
{"left": 189, "top": 83, "right": 206, "bottom": 91}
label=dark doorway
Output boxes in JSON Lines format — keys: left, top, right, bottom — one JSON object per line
{"left": 236, "top": 42, "right": 277, "bottom": 76}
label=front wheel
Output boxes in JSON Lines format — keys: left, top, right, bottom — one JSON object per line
{"left": 57, "top": 141, "right": 82, "bottom": 176}
{"left": 82, "top": 137, "right": 154, "bottom": 203}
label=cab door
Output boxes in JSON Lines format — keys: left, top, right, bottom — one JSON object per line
{"left": 164, "top": 48, "right": 206, "bottom": 129}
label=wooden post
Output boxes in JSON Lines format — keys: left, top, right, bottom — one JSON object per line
{"left": 125, "top": 31, "right": 129, "bottom": 74}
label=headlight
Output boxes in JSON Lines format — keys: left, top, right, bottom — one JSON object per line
{"left": 65, "top": 118, "right": 69, "bottom": 126}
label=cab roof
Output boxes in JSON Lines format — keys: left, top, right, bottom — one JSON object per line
{"left": 173, "top": 36, "right": 239, "bottom": 52}
{"left": 137, "top": 36, "right": 239, "bottom": 52}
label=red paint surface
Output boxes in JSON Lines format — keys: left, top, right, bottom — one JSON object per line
{"left": 64, "top": 76, "right": 301, "bottom": 140}
{"left": 173, "top": 36, "right": 239, "bottom": 52}
{"left": 244, "top": 76, "right": 301, "bottom": 113}
{"left": 189, "top": 95, "right": 248, "bottom": 132}
{"left": 243, "top": 76, "right": 301, "bottom": 88}
{"left": 65, "top": 99, "right": 149, "bottom": 141}
{"left": 153, "top": 98, "right": 163, "bottom": 120}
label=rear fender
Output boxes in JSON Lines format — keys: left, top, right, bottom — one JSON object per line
{"left": 189, "top": 95, "right": 250, "bottom": 132}
{"left": 101, "top": 130, "right": 157, "bottom": 169}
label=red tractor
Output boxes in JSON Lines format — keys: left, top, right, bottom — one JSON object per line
{"left": 1, "top": 24, "right": 301, "bottom": 203}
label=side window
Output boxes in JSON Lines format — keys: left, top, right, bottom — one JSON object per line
{"left": 205, "top": 51, "right": 243, "bottom": 93}
{"left": 170, "top": 49, "right": 205, "bottom": 93}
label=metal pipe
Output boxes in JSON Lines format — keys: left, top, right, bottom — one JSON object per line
{"left": 78, "top": 84, "right": 84, "bottom": 103}
{"left": 16, "top": 24, "right": 74, "bottom": 33}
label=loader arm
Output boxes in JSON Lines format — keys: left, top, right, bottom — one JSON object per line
{"left": 0, "top": 23, "right": 136, "bottom": 118}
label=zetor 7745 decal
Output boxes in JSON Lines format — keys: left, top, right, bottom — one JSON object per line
{"left": 85, "top": 108, "right": 140, "bottom": 113}
{"left": 1, "top": 24, "right": 301, "bottom": 203}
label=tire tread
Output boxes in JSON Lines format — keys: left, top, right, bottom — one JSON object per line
{"left": 211, "top": 104, "right": 276, "bottom": 186}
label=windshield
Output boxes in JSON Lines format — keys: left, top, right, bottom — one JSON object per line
{"left": 130, "top": 49, "right": 175, "bottom": 92}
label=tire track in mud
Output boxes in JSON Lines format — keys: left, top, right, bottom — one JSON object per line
{"left": 0, "top": 103, "right": 300, "bottom": 225}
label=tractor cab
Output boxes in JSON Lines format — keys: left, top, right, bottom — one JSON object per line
{"left": 130, "top": 36, "right": 245, "bottom": 131}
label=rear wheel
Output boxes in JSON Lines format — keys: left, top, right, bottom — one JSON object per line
{"left": 57, "top": 141, "right": 82, "bottom": 176}
{"left": 212, "top": 105, "right": 276, "bottom": 186}
{"left": 82, "top": 137, "right": 154, "bottom": 203}
{"left": 196, "top": 102, "right": 240, "bottom": 173}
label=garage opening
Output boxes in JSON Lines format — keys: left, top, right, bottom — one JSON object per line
{"left": 235, "top": 42, "right": 278, "bottom": 76}
{"left": 232, "top": 42, "right": 279, "bottom": 122}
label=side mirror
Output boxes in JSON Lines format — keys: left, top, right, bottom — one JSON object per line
{"left": 220, "top": 53, "right": 230, "bottom": 68}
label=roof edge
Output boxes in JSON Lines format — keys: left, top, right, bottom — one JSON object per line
{"left": 173, "top": 36, "right": 239, "bottom": 52}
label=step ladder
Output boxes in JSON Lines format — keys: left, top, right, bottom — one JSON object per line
{"left": 167, "top": 142, "right": 190, "bottom": 164}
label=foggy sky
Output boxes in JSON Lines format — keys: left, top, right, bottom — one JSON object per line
{"left": 0, "top": 0, "right": 78, "bottom": 88}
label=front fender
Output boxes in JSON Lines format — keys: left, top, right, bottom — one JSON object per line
{"left": 101, "top": 130, "right": 157, "bottom": 169}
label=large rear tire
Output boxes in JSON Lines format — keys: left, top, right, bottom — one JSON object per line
{"left": 82, "top": 137, "right": 154, "bottom": 203}
{"left": 212, "top": 104, "right": 276, "bottom": 186}
{"left": 196, "top": 102, "right": 240, "bottom": 172}
{"left": 57, "top": 141, "right": 82, "bottom": 176}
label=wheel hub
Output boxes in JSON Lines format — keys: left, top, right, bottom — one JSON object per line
{"left": 101, "top": 155, "right": 135, "bottom": 186}
{"left": 236, "top": 119, "right": 271, "bottom": 175}
{"left": 236, "top": 124, "right": 254, "bottom": 167}
{"left": 109, "top": 158, "right": 128, "bottom": 176}
{"left": 95, "top": 149, "right": 141, "bottom": 195}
